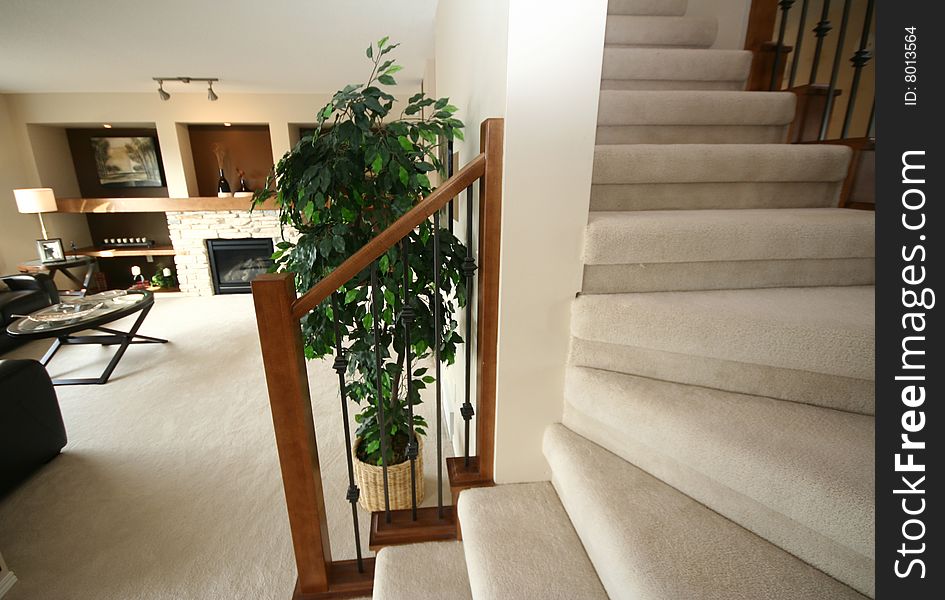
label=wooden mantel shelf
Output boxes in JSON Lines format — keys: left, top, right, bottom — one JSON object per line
{"left": 74, "top": 245, "right": 177, "bottom": 258}
{"left": 56, "top": 197, "right": 280, "bottom": 214}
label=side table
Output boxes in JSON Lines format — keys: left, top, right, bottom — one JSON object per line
{"left": 18, "top": 256, "right": 99, "bottom": 296}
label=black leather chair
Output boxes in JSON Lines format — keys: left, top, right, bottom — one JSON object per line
{"left": 0, "top": 273, "right": 59, "bottom": 353}
{"left": 0, "top": 360, "right": 67, "bottom": 497}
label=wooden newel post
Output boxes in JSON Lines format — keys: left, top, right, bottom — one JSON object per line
{"left": 252, "top": 272, "right": 332, "bottom": 595}
{"left": 475, "top": 118, "right": 504, "bottom": 482}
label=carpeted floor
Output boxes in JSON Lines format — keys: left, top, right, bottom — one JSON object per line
{"left": 0, "top": 294, "right": 450, "bottom": 600}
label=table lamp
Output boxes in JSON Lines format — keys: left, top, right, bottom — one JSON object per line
{"left": 14, "top": 188, "right": 58, "bottom": 240}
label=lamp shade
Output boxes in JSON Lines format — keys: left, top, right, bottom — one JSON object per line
{"left": 14, "top": 188, "right": 57, "bottom": 214}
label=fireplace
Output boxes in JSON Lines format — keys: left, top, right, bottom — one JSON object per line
{"left": 206, "top": 238, "right": 274, "bottom": 294}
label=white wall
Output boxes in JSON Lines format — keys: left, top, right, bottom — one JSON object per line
{"left": 0, "top": 96, "right": 37, "bottom": 275}
{"left": 436, "top": 0, "right": 608, "bottom": 483}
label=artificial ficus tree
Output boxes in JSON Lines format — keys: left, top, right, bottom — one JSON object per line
{"left": 253, "top": 37, "right": 467, "bottom": 466}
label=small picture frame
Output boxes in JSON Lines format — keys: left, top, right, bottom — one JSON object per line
{"left": 37, "top": 238, "right": 65, "bottom": 263}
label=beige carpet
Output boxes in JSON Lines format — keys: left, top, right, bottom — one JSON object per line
{"left": 0, "top": 293, "right": 450, "bottom": 600}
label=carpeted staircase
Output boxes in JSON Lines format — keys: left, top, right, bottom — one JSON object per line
{"left": 372, "top": 0, "right": 874, "bottom": 598}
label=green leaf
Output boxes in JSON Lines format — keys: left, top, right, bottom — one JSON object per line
{"left": 417, "top": 174, "right": 430, "bottom": 188}
{"left": 366, "top": 45, "right": 373, "bottom": 59}
{"left": 398, "top": 165, "right": 409, "bottom": 185}
{"left": 378, "top": 35, "right": 389, "bottom": 48}
{"left": 397, "top": 135, "right": 413, "bottom": 151}
{"left": 384, "top": 65, "right": 403, "bottom": 75}
{"left": 322, "top": 104, "right": 333, "bottom": 118}
{"left": 378, "top": 74, "right": 396, "bottom": 86}
{"left": 379, "top": 254, "right": 390, "bottom": 272}
{"left": 345, "top": 288, "right": 359, "bottom": 303}
{"left": 362, "top": 313, "right": 373, "bottom": 330}
{"left": 371, "top": 154, "right": 384, "bottom": 173}
{"left": 421, "top": 376, "right": 435, "bottom": 384}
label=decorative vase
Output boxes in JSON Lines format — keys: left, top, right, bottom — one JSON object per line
{"left": 352, "top": 435, "right": 424, "bottom": 512}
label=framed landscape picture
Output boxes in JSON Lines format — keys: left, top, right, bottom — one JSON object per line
{"left": 89, "top": 136, "right": 165, "bottom": 188}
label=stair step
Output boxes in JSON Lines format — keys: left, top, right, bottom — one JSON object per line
{"left": 571, "top": 285, "right": 874, "bottom": 382}
{"left": 582, "top": 208, "right": 874, "bottom": 291}
{"left": 601, "top": 48, "right": 751, "bottom": 90}
{"left": 605, "top": 16, "right": 718, "bottom": 48}
{"left": 544, "top": 423, "right": 872, "bottom": 599}
{"left": 458, "top": 483, "right": 608, "bottom": 599}
{"left": 609, "top": 0, "right": 688, "bottom": 16}
{"left": 373, "top": 541, "right": 472, "bottom": 600}
{"left": 596, "top": 90, "right": 795, "bottom": 144}
{"left": 563, "top": 367, "right": 874, "bottom": 592}
{"left": 591, "top": 143, "right": 851, "bottom": 210}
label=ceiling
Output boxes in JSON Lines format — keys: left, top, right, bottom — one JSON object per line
{"left": 0, "top": 0, "right": 437, "bottom": 94}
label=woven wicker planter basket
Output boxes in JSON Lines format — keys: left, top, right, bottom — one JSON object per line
{"left": 353, "top": 436, "right": 425, "bottom": 512}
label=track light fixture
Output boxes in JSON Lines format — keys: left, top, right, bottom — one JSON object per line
{"left": 152, "top": 77, "right": 219, "bottom": 101}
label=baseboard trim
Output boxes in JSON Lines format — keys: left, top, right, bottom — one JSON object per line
{"left": 0, "top": 571, "right": 18, "bottom": 598}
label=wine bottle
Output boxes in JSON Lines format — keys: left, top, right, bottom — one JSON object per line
{"left": 238, "top": 176, "right": 250, "bottom": 193}
{"left": 217, "top": 169, "right": 231, "bottom": 193}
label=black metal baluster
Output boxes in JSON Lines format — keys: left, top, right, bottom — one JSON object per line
{"left": 330, "top": 293, "right": 364, "bottom": 573}
{"left": 447, "top": 139, "right": 454, "bottom": 235}
{"left": 808, "top": 0, "right": 832, "bottom": 84}
{"left": 770, "top": 0, "right": 796, "bottom": 91}
{"left": 432, "top": 211, "right": 444, "bottom": 518}
{"left": 787, "top": 0, "right": 810, "bottom": 88}
{"left": 401, "top": 239, "right": 419, "bottom": 521}
{"left": 370, "top": 261, "right": 392, "bottom": 523}
{"left": 818, "top": 0, "right": 852, "bottom": 140}
{"left": 460, "top": 185, "right": 477, "bottom": 466}
{"left": 841, "top": 0, "right": 875, "bottom": 138}
{"left": 867, "top": 99, "right": 875, "bottom": 138}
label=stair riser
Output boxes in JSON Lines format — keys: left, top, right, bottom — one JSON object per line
{"left": 591, "top": 181, "right": 842, "bottom": 211}
{"left": 571, "top": 287, "right": 875, "bottom": 380}
{"left": 602, "top": 48, "right": 752, "bottom": 87}
{"left": 597, "top": 91, "right": 796, "bottom": 127}
{"left": 584, "top": 209, "right": 875, "bottom": 265}
{"left": 597, "top": 124, "right": 788, "bottom": 144}
{"left": 583, "top": 258, "right": 875, "bottom": 294}
{"left": 602, "top": 78, "right": 746, "bottom": 91}
{"left": 593, "top": 144, "right": 851, "bottom": 185}
{"left": 568, "top": 337, "right": 875, "bottom": 414}
{"left": 605, "top": 16, "right": 718, "bottom": 49}
{"left": 608, "top": 0, "right": 688, "bottom": 17}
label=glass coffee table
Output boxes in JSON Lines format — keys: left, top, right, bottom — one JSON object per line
{"left": 6, "top": 290, "right": 168, "bottom": 385}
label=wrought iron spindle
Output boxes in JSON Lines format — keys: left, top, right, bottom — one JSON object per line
{"left": 808, "top": 0, "right": 832, "bottom": 84}
{"left": 867, "top": 99, "right": 875, "bottom": 138}
{"left": 370, "top": 261, "right": 392, "bottom": 522}
{"left": 787, "top": 0, "right": 810, "bottom": 88}
{"left": 841, "top": 0, "right": 875, "bottom": 138}
{"left": 401, "top": 239, "right": 419, "bottom": 521}
{"left": 447, "top": 139, "right": 455, "bottom": 235}
{"left": 330, "top": 293, "right": 364, "bottom": 573}
{"left": 769, "top": 0, "right": 796, "bottom": 91}
{"left": 432, "top": 210, "right": 444, "bottom": 518}
{"left": 460, "top": 185, "right": 477, "bottom": 466}
{"left": 819, "top": 0, "right": 852, "bottom": 140}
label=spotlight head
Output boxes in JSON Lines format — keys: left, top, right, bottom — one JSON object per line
{"left": 207, "top": 82, "right": 218, "bottom": 102}
{"left": 157, "top": 80, "right": 170, "bottom": 101}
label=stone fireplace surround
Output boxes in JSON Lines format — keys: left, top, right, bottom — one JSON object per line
{"left": 166, "top": 209, "right": 294, "bottom": 296}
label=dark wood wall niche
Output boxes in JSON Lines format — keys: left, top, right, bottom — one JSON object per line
{"left": 187, "top": 124, "right": 273, "bottom": 197}
{"left": 66, "top": 127, "right": 168, "bottom": 198}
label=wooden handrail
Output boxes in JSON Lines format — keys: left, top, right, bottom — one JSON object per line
{"left": 290, "top": 153, "right": 487, "bottom": 320}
